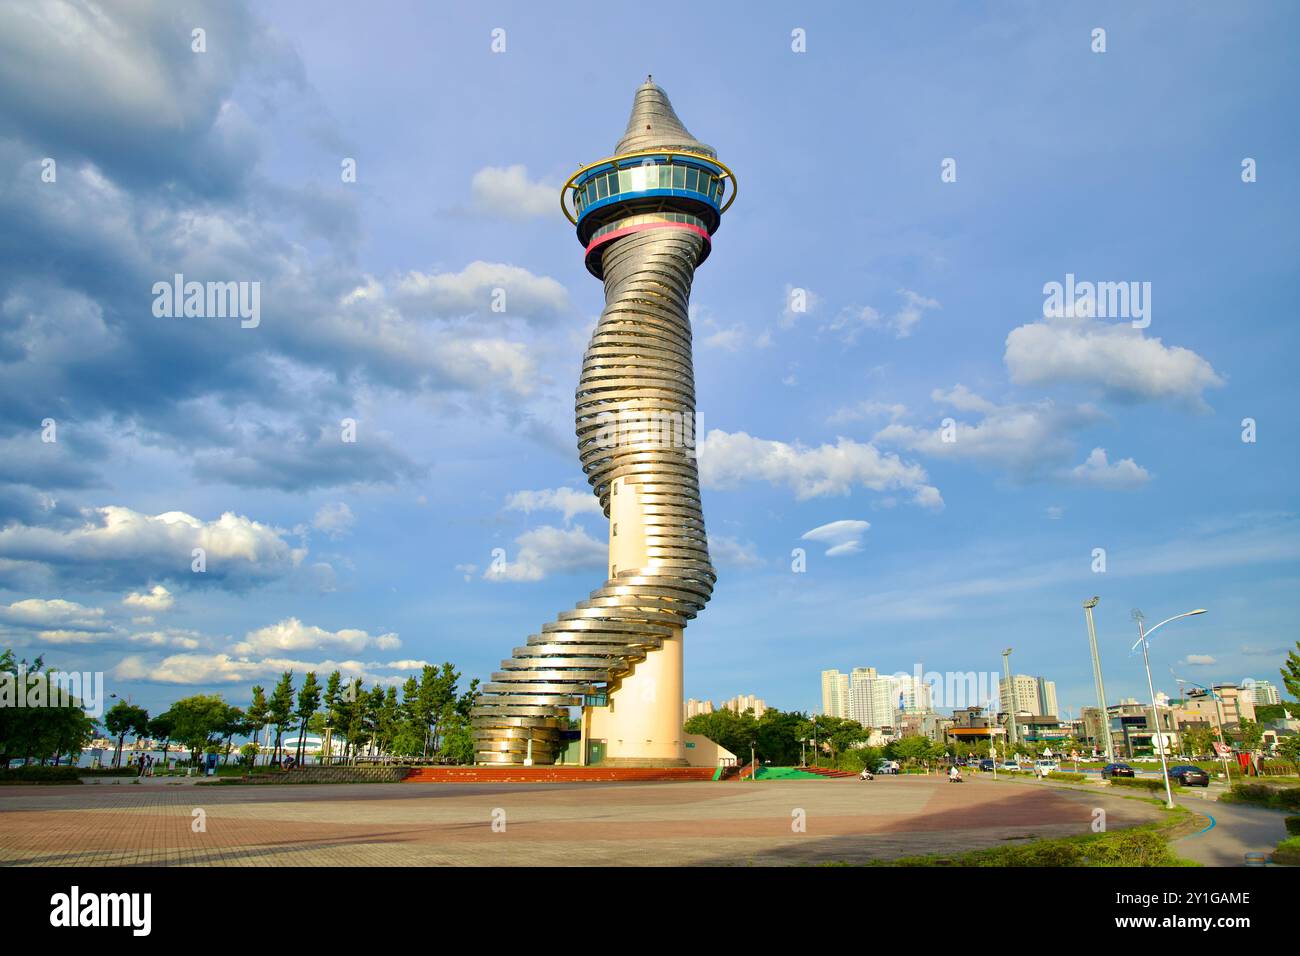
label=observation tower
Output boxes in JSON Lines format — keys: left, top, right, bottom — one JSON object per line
{"left": 471, "top": 77, "right": 736, "bottom": 766}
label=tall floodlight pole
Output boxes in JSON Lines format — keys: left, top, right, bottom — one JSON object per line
{"left": 1082, "top": 597, "right": 1114, "bottom": 761}
{"left": 1001, "top": 648, "right": 1016, "bottom": 750}
{"left": 1131, "top": 608, "right": 1208, "bottom": 810}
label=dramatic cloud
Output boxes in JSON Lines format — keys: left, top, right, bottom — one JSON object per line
{"left": 505, "top": 487, "right": 602, "bottom": 522}
{"left": 1005, "top": 317, "right": 1223, "bottom": 407}
{"left": 801, "top": 520, "right": 871, "bottom": 557}
{"left": 0, "top": 597, "right": 107, "bottom": 633}
{"left": 484, "top": 524, "right": 606, "bottom": 582}
{"left": 0, "top": 506, "right": 303, "bottom": 590}
{"left": 394, "top": 261, "right": 568, "bottom": 323}
{"left": 470, "top": 165, "right": 557, "bottom": 219}
{"left": 699, "top": 429, "right": 942, "bottom": 508}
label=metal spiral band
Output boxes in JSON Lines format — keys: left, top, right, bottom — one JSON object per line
{"left": 472, "top": 77, "right": 724, "bottom": 765}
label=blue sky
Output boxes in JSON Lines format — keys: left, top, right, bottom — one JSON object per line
{"left": 0, "top": 1, "right": 1296, "bottom": 720}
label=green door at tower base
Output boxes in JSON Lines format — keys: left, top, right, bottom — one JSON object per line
{"left": 587, "top": 741, "right": 606, "bottom": 765}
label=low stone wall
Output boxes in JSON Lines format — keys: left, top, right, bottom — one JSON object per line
{"left": 242, "top": 765, "right": 408, "bottom": 784}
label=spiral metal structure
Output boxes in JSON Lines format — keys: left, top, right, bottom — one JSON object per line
{"left": 471, "top": 78, "right": 735, "bottom": 765}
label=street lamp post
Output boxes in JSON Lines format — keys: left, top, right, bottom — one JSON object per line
{"left": 1082, "top": 597, "right": 1115, "bottom": 762}
{"left": 1131, "top": 608, "right": 1208, "bottom": 810}
{"left": 1001, "top": 648, "right": 1016, "bottom": 751}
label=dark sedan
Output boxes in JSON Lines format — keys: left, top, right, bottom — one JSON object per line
{"left": 978, "top": 758, "right": 996, "bottom": 771}
{"left": 1168, "top": 765, "right": 1211, "bottom": 787}
{"left": 1102, "top": 763, "right": 1135, "bottom": 779}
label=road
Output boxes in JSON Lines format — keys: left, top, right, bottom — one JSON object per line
{"left": 1172, "top": 793, "right": 1291, "bottom": 866}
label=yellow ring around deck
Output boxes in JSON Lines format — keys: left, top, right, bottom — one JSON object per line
{"left": 560, "top": 148, "right": 738, "bottom": 225}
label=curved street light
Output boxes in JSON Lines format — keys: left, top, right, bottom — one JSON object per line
{"left": 1131, "top": 609, "right": 1208, "bottom": 808}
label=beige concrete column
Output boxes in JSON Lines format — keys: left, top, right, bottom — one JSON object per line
{"left": 586, "top": 477, "right": 686, "bottom": 766}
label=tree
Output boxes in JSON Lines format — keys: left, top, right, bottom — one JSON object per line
{"left": 1181, "top": 724, "right": 1215, "bottom": 758}
{"left": 105, "top": 700, "right": 149, "bottom": 768}
{"left": 1236, "top": 718, "right": 1264, "bottom": 752}
{"left": 1277, "top": 735, "right": 1300, "bottom": 765}
{"left": 246, "top": 685, "right": 268, "bottom": 765}
{"left": 163, "top": 695, "right": 234, "bottom": 763}
{"left": 218, "top": 706, "right": 248, "bottom": 764}
{"left": 267, "top": 671, "right": 295, "bottom": 766}
{"left": 1281, "top": 642, "right": 1300, "bottom": 703}
{"left": 147, "top": 712, "right": 175, "bottom": 767}
{"left": 293, "top": 673, "right": 321, "bottom": 764}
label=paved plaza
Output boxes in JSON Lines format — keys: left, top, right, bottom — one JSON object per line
{"left": 0, "top": 774, "right": 1166, "bottom": 867}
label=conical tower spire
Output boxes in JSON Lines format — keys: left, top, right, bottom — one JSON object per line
{"left": 614, "top": 75, "right": 715, "bottom": 156}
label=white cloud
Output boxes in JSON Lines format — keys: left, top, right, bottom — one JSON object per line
{"left": 827, "top": 290, "right": 940, "bottom": 342}
{"left": 484, "top": 524, "right": 606, "bottom": 582}
{"left": 828, "top": 400, "right": 908, "bottom": 425}
{"left": 0, "top": 506, "right": 303, "bottom": 589}
{"left": 1068, "top": 448, "right": 1152, "bottom": 489}
{"left": 470, "top": 165, "right": 556, "bottom": 219}
{"left": 505, "top": 487, "right": 602, "bottom": 522}
{"left": 129, "top": 628, "right": 201, "bottom": 650}
{"left": 698, "top": 429, "right": 942, "bottom": 508}
{"left": 233, "top": 617, "right": 400, "bottom": 656}
{"left": 1183, "top": 654, "right": 1217, "bottom": 667}
{"left": 0, "top": 597, "right": 106, "bottom": 631}
{"left": 394, "top": 261, "right": 568, "bottom": 322}
{"left": 112, "top": 652, "right": 418, "bottom": 686}
{"left": 1005, "top": 317, "right": 1223, "bottom": 407}
{"left": 801, "top": 520, "right": 871, "bottom": 557}
{"left": 123, "top": 584, "right": 174, "bottom": 611}
{"left": 312, "top": 501, "right": 355, "bottom": 538}
{"left": 875, "top": 388, "right": 1105, "bottom": 480}
{"left": 709, "top": 534, "right": 762, "bottom": 568}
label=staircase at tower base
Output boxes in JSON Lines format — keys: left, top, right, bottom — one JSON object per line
{"left": 401, "top": 765, "right": 719, "bottom": 784}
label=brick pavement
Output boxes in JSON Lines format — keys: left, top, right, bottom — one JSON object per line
{"left": 0, "top": 774, "right": 1161, "bottom": 866}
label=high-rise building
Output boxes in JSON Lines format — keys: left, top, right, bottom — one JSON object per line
{"left": 821, "top": 669, "right": 850, "bottom": 718}
{"left": 472, "top": 78, "right": 736, "bottom": 766}
{"left": 1037, "top": 678, "right": 1059, "bottom": 718}
{"left": 1000, "top": 674, "right": 1043, "bottom": 716}
{"left": 684, "top": 698, "right": 714, "bottom": 720}
{"left": 1246, "top": 680, "right": 1281, "bottom": 707}
{"left": 720, "top": 694, "right": 767, "bottom": 718}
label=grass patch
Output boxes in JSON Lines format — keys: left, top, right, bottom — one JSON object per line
{"left": 863, "top": 806, "right": 1199, "bottom": 867}
{"left": 1220, "top": 782, "right": 1300, "bottom": 812}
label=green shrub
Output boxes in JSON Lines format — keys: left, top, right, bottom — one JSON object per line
{"left": 0, "top": 765, "right": 83, "bottom": 784}
{"left": 1274, "top": 837, "right": 1300, "bottom": 866}
{"left": 1109, "top": 776, "right": 1176, "bottom": 793}
{"left": 1284, "top": 816, "right": 1300, "bottom": 837}
{"left": 1260, "top": 762, "right": 1298, "bottom": 777}
{"left": 1049, "top": 772, "right": 1086, "bottom": 782}
{"left": 1224, "top": 782, "right": 1300, "bottom": 811}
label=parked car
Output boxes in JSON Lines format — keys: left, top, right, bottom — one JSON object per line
{"left": 875, "top": 761, "right": 900, "bottom": 775}
{"left": 1168, "top": 765, "right": 1211, "bottom": 787}
{"left": 978, "top": 758, "right": 996, "bottom": 771}
{"left": 1000, "top": 761, "right": 1021, "bottom": 772}
{"left": 1102, "top": 762, "right": 1135, "bottom": 779}
{"left": 1033, "top": 759, "right": 1060, "bottom": 775}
